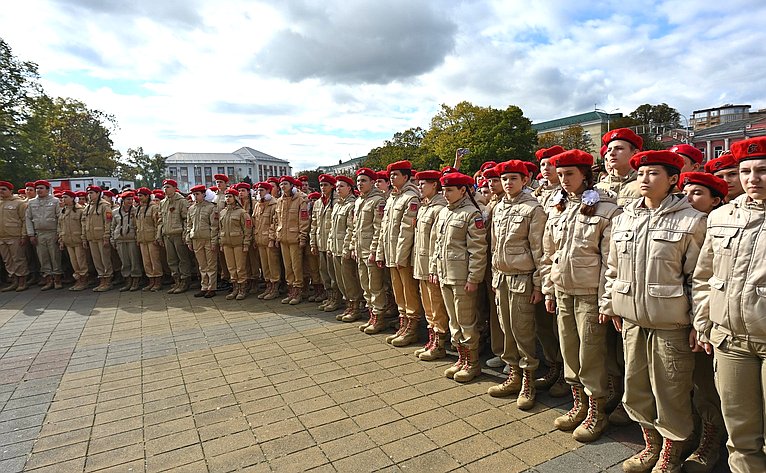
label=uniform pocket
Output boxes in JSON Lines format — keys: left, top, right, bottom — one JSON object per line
{"left": 665, "top": 338, "right": 693, "bottom": 381}
{"left": 576, "top": 215, "right": 601, "bottom": 240}
{"left": 613, "top": 229, "right": 634, "bottom": 255}
{"left": 650, "top": 230, "right": 684, "bottom": 260}
{"left": 509, "top": 274, "right": 529, "bottom": 294}
{"left": 709, "top": 226, "right": 739, "bottom": 256}
{"left": 571, "top": 255, "right": 601, "bottom": 285}
{"left": 647, "top": 284, "right": 684, "bottom": 298}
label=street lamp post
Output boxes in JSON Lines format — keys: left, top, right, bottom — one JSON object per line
{"left": 595, "top": 108, "right": 620, "bottom": 132}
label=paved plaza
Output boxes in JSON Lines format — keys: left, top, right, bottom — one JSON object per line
{"left": 0, "top": 285, "right": 728, "bottom": 472}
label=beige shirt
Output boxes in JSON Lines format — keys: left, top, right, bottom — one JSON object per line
{"left": 430, "top": 195, "right": 488, "bottom": 285}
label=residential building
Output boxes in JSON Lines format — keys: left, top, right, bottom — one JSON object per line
{"left": 532, "top": 110, "right": 623, "bottom": 159}
{"left": 164, "top": 147, "right": 291, "bottom": 191}
{"left": 690, "top": 115, "right": 766, "bottom": 160}
{"left": 691, "top": 104, "right": 751, "bottom": 130}
{"left": 318, "top": 156, "right": 366, "bottom": 175}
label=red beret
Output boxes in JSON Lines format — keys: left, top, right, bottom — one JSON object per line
{"left": 440, "top": 166, "right": 459, "bottom": 175}
{"left": 87, "top": 185, "right": 102, "bottom": 193}
{"left": 298, "top": 175, "right": 308, "bottom": 182}
{"left": 524, "top": 162, "right": 538, "bottom": 175}
{"left": 234, "top": 182, "right": 251, "bottom": 191}
{"left": 266, "top": 176, "right": 280, "bottom": 184}
{"left": 318, "top": 174, "right": 337, "bottom": 186}
{"left": 415, "top": 170, "right": 441, "bottom": 181}
{"left": 669, "top": 144, "right": 703, "bottom": 164}
{"left": 61, "top": 190, "right": 76, "bottom": 198}
{"left": 495, "top": 160, "right": 529, "bottom": 177}
{"left": 679, "top": 172, "right": 728, "bottom": 198}
{"left": 136, "top": 187, "right": 151, "bottom": 195}
{"left": 0, "top": 181, "right": 14, "bottom": 190}
{"left": 336, "top": 175, "right": 354, "bottom": 187}
{"left": 386, "top": 160, "right": 412, "bottom": 173}
{"left": 213, "top": 174, "right": 229, "bottom": 183}
{"left": 120, "top": 191, "right": 136, "bottom": 199}
{"left": 482, "top": 166, "right": 499, "bottom": 179}
{"left": 209, "top": 186, "right": 219, "bottom": 192}
{"left": 255, "top": 182, "right": 273, "bottom": 192}
{"left": 477, "top": 178, "right": 488, "bottom": 188}
{"left": 600, "top": 145, "right": 608, "bottom": 158}
{"left": 307, "top": 192, "right": 321, "bottom": 200}
{"left": 75, "top": 191, "right": 87, "bottom": 198}
{"left": 356, "top": 167, "right": 377, "bottom": 180}
{"left": 704, "top": 152, "right": 737, "bottom": 173}
{"left": 603, "top": 128, "right": 643, "bottom": 150}
{"left": 630, "top": 150, "right": 685, "bottom": 171}
{"left": 162, "top": 179, "right": 178, "bottom": 188}
{"left": 551, "top": 149, "right": 594, "bottom": 168}
{"left": 441, "top": 172, "right": 475, "bottom": 187}
{"left": 152, "top": 189, "right": 165, "bottom": 197}
{"left": 103, "top": 190, "right": 114, "bottom": 198}
{"left": 279, "top": 176, "right": 299, "bottom": 187}
{"left": 731, "top": 137, "right": 766, "bottom": 163}
{"left": 375, "top": 171, "right": 389, "bottom": 181}
{"left": 189, "top": 185, "right": 206, "bottom": 193}
{"left": 25, "top": 182, "right": 34, "bottom": 188}
{"left": 225, "top": 187, "right": 239, "bottom": 196}
{"left": 34, "top": 179, "right": 51, "bottom": 188}
{"left": 480, "top": 161, "right": 498, "bottom": 172}
{"left": 535, "top": 146, "right": 566, "bottom": 161}
{"left": 17, "top": 189, "right": 25, "bottom": 194}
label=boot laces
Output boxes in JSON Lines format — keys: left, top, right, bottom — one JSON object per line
{"left": 695, "top": 422, "right": 716, "bottom": 457}
{"left": 566, "top": 387, "right": 582, "bottom": 418}
{"left": 638, "top": 428, "right": 657, "bottom": 461}
{"left": 581, "top": 396, "right": 598, "bottom": 430}
{"left": 397, "top": 317, "right": 408, "bottom": 336}
{"left": 368, "top": 309, "right": 377, "bottom": 326}
{"left": 657, "top": 439, "right": 675, "bottom": 471}
{"left": 541, "top": 363, "right": 558, "bottom": 384}
{"left": 520, "top": 372, "right": 532, "bottom": 397}
{"left": 424, "top": 329, "right": 435, "bottom": 351}
{"left": 503, "top": 368, "right": 518, "bottom": 386}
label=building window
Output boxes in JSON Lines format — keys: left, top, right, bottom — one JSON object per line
{"left": 258, "top": 165, "right": 262, "bottom": 180}
{"left": 169, "top": 167, "right": 177, "bottom": 177}
{"left": 217, "top": 166, "right": 225, "bottom": 174}
{"left": 227, "top": 167, "right": 235, "bottom": 177}
{"left": 180, "top": 168, "right": 189, "bottom": 184}
{"left": 714, "top": 146, "right": 724, "bottom": 157}
{"left": 247, "top": 168, "right": 252, "bottom": 177}
{"left": 204, "top": 167, "right": 212, "bottom": 184}
{"left": 194, "top": 167, "right": 202, "bottom": 177}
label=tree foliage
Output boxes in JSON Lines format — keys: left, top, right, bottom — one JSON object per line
{"left": 629, "top": 103, "right": 681, "bottom": 128}
{"left": 118, "top": 147, "right": 167, "bottom": 189}
{"left": 535, "top": 125, "right": 595, "bottom": 153}
{"left": 362, "top": 127, "right": 438, "bottom": 171}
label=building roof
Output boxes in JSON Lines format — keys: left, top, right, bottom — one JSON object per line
{"left": 692, "top": 104, "right": 751, "bottom": 114}
{"left": 233, "top": 147, "right": 288, "bottom": 163}
{"left": 692, "top": 116, "right": 766, "bottom": 139}
{"left": 165, "top": 147, "right": 290, "bottom": 165}
{"left": 532, "top": 111, "right": 621, "bottom": 132}
{"left": 320, "top": 156, "right": 366, "bottom": 173}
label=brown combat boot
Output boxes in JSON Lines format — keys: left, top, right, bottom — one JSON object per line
{"left": 263, "top": 282, "right": 279, "bottom": 300}
{"left": 337, "top": 300, "right": 352, "bottom": 320}
{"left": 236, "top": 283, "right": 247, "bottom": 300}
{"left": 70, "top": 276, "right": 87, "bottom": 291}
{"left": 41, "top": 275, "right": 54, "bottom": 291}
{"left": 92, "top": 277, "right": 105, "bottom": 292}
{"left": 15, "top": 275, "right": 28, "bottom": 292}
{"left": 554, "top": 385, "right": 588, "bottom": 431}
{"left": 226, "top": 283, "right": 239, "bottom": 300}
{"left": 419, "top": 331, "right": 447, "bottom": 361}
{"left": 386, "top": 317, "right": 408, "bottom": 344}
{"left": 573, "top": 396, "right": 608, "bottom": 442}
{"left": 364, "top": 311, "right": 388, "bottom": 334}
{"left": 453, "top": 348, "right": 481, "bottom": 383}
{"left": 535, "top": 360, "right": 560, "bottom": 389}
{"left": 151, "top": 277, "right": 162, "bottom": 292}
{"left": 392, "top": 317, "right": 418, "bottom": 347}
{"left": 172, "top": 278, "right": 189, "bottom": 294}
{"left": 414, "top": 328, "right": 434, "bottom": 357}
{"left": 548, "top": 363, "right": 569, "bottom": 397}
{"left": 289, "top": 286, "right": 302, "bottom": 305}
{"left": 516, "top": 369, "right": 537, "bottom": 410}
{"left": 683, "top": 421, "right": 723, "bottom": 473}
{"left": 129, "top": 277, "right": 140, "bottom": 291}
{"left": 359, "top": 308, "right": 374, "bottom": 332}
{"left": 318, "top": 288, "right": 332, "bottom": 309}
{"left": 444, "top": 345, "right": 466, "bottom": 379}
{"left": 609, "top": 402, "right": 633, "bottom": 426}
{"left": 281, "top": 286, "right": 294, "bottom": 304}
{"left": 167, "top": 275, "right": 180, "bottom": 294}
{"left": 652, "top": 438, "right": 685, "bottom": 473}
{"left": 342, "top": 301, "right": 364, "bottom": 322}
{"left": 257, "top": 282, "right": 271, "bottom": 300}
{"left": 1, "top": 276, "right": 18, "bottom": 292}
{"left": 623, "top": 426, "right": 662, "bottom": 473}
{"left": 488, "top": 365, "right": 522, "bottom": 397}
{"left": 53, "top": 274, "right": 63, "bottom": 290}
{"left": 311, "top": 284, "right": 326, "bottom": 303}
{"left": 119, "top": 276, "right": 132, "bottom": 292}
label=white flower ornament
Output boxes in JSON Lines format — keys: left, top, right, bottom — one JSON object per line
{"left": 582, "top": 189, "right": 600, "bottom": 206}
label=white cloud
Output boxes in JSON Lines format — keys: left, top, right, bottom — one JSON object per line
{"left": 2, "top": 0, "right": 766, "bottom": 172}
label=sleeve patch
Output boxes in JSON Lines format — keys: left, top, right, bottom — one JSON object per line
{"left": 245, "top": 218, "right": 252, "bottom": 228}
{"left": 300, "top": 209, "right": 309, "bottom": 220}
{"left": 105, "top": 211, "right": 112, "bottom": 221}
{"left": 377, "top": 202, "right": 386, "bottom": 216}
{"left": 474, "top": 217, "right": 484, "bottom": 229}
{"left": 409, "top": 201, "right": 419, "bottom": 212}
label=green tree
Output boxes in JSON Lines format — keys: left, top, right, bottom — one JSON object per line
{"left": 536, "top": 131, "right": 560, "bottom": 149}
{"left": 363, "top": 127, "right": 438, "bottom": 171}
{"left": 119, "top": 147, "right": 167, "bottom": 188}
{"left": 630, "top": 103, "right": 681, "bottom": 128}
{"left": 535, "top": 125, "right": 595, "bottom": 153}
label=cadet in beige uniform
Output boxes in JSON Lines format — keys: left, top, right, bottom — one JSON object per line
{"left": 219, "top": 188, "right": 252, "bottom": 300}
{"left": 432, "top": 172, "right": 488, "bottom": 383}
{"left": 111, "top": 191, "right": 142, "bottom": 291}
{"left": 275, "top": 176, "right": 309, "bottom": 305}
{"left": 480, "top": 163, "right": 506, "bottom": 370}
{"left": 213, "top": 174, "right": 231, "bottom": 287}
{"left": 693, "top": 137, "right": 766, "bottom": 473}
{"left": 329, "top": 175, "right": 364, "bottom": 321}
{"left": 57, "top": 191, "right": 88, "bottom": 291}
{"left": 186, "top": 185, "right": 219, "bottom": 298}
{"left": 235, "top": 182, "right": 260, "bottom": 293}
{"left": 157, "top": 179, "right": 192, "bottom": 294}
{"left": 352, "top": 168, "right": 389, "bottom": 334}
{"left": 487, "top": 160, "right": 547, "bottom": 410}
{"left": 135, "top": 188, "right": 162, "bottom": 291}
{"left": 312, "top": 174, "right": 337, "bottom": 309}
{"left": 26, "top": 180, "right": 62, "bottom": 290}
{"left": 532, "top": 146, "right": 569, "bottom": 397}
{"left": 82, "top": 186, "right": 114, "bottom": 292}
{"left": 303, "top": 190, "right": 322, "bottom": 300}
{"left": 601, "top": 151, "right": 707, "bottom": 473}
{"left": 377, "top": 160, "right": 424, "bottom": 346}
{"left": 411, "top": 170, "right": 448, "bottom": 359}
{"left": 253, "top": 182, "right": 280, "bottom": 300}
{"left": 705, "top": 152, "right": 744, "bottom": 203}
{"left": 0, "top": 181, "right": 29, "bottom": 292}
{"left": 541, "top": 149, "right": 619, "bottom": 442}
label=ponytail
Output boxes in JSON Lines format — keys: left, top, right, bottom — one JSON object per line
{"left": 553, "top": 166, "right": 598, "bottom": 216}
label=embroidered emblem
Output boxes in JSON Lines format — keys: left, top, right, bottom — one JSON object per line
{"left": 474, "top": 217, "right": 484, "bottom": 229}
{"left": 409, "top": 201, "right": 419, "bottom": 212}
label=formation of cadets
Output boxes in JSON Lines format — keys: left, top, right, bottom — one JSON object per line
{"left": 0, "top": 130, "right": 764, "bottom": 473}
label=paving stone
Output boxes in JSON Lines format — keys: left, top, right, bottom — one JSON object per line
{"left": 84, "top": 442, "right": 145, "bottom": 472}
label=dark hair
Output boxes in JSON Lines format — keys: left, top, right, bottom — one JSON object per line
{"left": 464, "top": 185, "right": 483, "bottom": 213}
{"left": 555, "top": 165, "right": 597, "bottom": 216}
{"left": 397, "top": 169, "right": 412, "bottom": 180}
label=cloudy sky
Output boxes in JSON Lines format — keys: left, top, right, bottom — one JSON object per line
{"left": 3, "top": 0, "right": 765, "bottom": 171}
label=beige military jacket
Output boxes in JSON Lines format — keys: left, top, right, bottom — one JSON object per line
{"left": 412, "top": 193, "right": 447, "bottom": 280}
{"left": 253, "top": 198, "right": 277, "bottom": 247}
{"left": 111, "top": 205, "right": 138, "bottom": 243}
{"left": 214, "top": 190, "right": 226, "bottom": 213}
{"left": 430, "top": 195, "right": 488, "bottom": 285}
{"left": 351, "top": 188, "right": 386, "bottom": 261}
{"left": 329, "top": 193, "right": 356, "bottom": 257}
{"left": 0, "top": 196, "right": 28, "bottom": 240}
{"left": 310, "top": 195, "right": 332, "bottom": 252}
{"left": 601, "top": 194, "right": 706, "bottom": 329}
{"left": 135, "top": 204, "right": 159, "bottom": 244}
{"left": 185, "top": 200, "right": 219, "bottom": 245}
{"left": 218, "top": 205, "right": 252, "bottom": 248}
{"left": 156, "top": 192, "right": 189, "bottom": 239}
{"left": 491, "top": 191, "right": 547, "bottom": 290}
{"left": 534, "top": 183, "right": 561, "bottom": 215}
{"left": 541, "top": 189, "right": 620, "bottom": 298}
{"left": 376, "top": 180, "right": 420, "bottom": 267}
{"left": 596, "top": 170, "right": 641, "bottom": 208}
{"left": 58, "top": 205, "right": 84, "bottom": 247}
{"left": 26, "top": 195, "right": 60, "bottom": 235}
{"left": 275, "top": 191, "right": 309, "bottom": 245}
{"left": 693, "top": 195, "right": 766, "bottom": 343}
{"left": 82, "top": 201, "right": 112, "bottom": 242}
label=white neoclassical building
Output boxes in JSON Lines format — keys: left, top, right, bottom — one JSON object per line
{"left": 164, "top": 147, "right": 291, "bottom": 191}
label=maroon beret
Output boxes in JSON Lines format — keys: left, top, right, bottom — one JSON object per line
{"left": 603, "top": 128, "right": 643, "bottom": 150}
{"left": 630, "top": 150, "right": 685, "bottom": 171}
{"left": 679, "top": 172, "right": 728, "bottom": 198}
